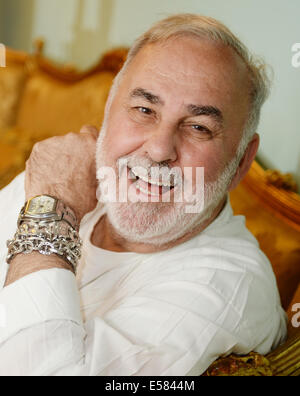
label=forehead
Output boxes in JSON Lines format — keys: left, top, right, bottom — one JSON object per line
{"left": 122, "top": 36, "right": 250, "bottom": 113}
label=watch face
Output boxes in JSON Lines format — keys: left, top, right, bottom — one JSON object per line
{"left": 26, "top": 196, "right": 57, "bottom": 215}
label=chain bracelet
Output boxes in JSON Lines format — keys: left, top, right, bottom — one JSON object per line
{"left": 6, "top": 220, "right": 82, "bottom": 273}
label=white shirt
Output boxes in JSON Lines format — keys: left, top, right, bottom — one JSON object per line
{"left": 0, "top": 173, "right": 287, "bottom": 376}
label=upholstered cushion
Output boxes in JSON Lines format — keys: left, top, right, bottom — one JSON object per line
{"left": 0, "top": 127, "right": 35, "bottom": 189}
{"left": 16, "top": 70, "right": 115, "bottom": 138}
{"left": 0, "top": 63, "right": 26, "bottom": 129}
{"left": 230, "top": 182, "right": 300, "bottom": 310}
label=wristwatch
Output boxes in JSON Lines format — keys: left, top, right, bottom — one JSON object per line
{"left": 19, "top": 195, "right": 79, "bottom": 231}
{"left": 7, "top": 195, "right": 82, "bottom": 273}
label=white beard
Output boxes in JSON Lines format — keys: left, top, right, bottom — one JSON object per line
{"left": 96, "top": 121, "right": 242, "bottom": 247}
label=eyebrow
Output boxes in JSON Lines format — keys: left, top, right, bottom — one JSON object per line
{"left": 130, "top": 88, "right": 223, "bottom": 124}
{"left": 187, "top": 104, "right": 224, "bottom": 124}
{"left": 130, "top": 88, "right": 164, "bottom": 105}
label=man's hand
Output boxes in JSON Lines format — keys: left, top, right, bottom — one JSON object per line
{"left": 25, "top": 126, "right": 99, "bottom": 222}
{"left": 5, "top": 126, "right": 99, "bottom": 286}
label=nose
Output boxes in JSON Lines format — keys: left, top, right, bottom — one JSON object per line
{"left": 142, "top": 124, "right": 178, "bottom": 164}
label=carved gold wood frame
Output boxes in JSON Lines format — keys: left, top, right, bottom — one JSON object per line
{"left": 242, "top": 161, "right": 300, "bottom": 232}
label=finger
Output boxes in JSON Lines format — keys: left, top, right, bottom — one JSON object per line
{"left": 80, "top": 125, "right": 99, "bottom": 139}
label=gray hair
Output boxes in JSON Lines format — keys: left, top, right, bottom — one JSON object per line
{"left": 110, "top": 14, "right": 272, "bottom": 159}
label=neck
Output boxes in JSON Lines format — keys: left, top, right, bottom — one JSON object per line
{"left": 91, "top": 197, "right": 227, "bottom": 254}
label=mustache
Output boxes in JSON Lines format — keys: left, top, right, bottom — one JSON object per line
{"left": 117, "top": 153, "right": 183, "bottom": 186}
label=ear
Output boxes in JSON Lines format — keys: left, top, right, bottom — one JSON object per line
{"left": 228, "top": 133, "right": 260, "bottom": 192}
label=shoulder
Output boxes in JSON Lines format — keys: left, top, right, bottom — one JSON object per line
{"left": 160, "top": 208, "right": 276, "bottom": 290}
{"left": 143, "top": 212, "right": 287, "bottom": 344}
{"left": 141, "top": 246, "right": 287, "bottom": 354}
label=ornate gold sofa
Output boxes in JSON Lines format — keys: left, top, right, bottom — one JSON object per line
{"left": 0, "top": 43, "right": 299, "bottom": 376}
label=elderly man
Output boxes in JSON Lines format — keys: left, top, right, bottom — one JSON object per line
{"left": 0, "top": 14, "right": 286, "bottom": 376}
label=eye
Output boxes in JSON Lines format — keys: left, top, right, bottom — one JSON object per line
{"left": 191, "top": 125, "right": 212, "bottom": 135}
{"left": 135, "top": 106, "right": 153, "bottom": 115}
{"left": 128, "top": 105, "right": 157, "bottom": 124}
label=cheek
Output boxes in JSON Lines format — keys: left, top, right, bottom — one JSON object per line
{"left": 179, "top": 141, "right": 227, "bottom": 183}
{"left": 103, "top": 114, "right": 147, "bottom": 163}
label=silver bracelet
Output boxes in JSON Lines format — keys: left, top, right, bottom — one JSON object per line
{"left": 6, "top": 219, "right": 82, "bottom": 273}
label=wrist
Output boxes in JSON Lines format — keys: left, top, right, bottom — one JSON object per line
{"left": 7, "top": 196, "right": 83, "bottom": 276}
{"left": 5, "top": 252, "right": 75, "bottom": 287}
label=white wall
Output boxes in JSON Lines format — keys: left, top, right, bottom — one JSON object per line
{"left": 30, "top": 0, "right": 116, "bottom": 69}
{"left": 2, "top": 0, "right": 300, "bottom": 188}
{"left": 0, "top": 0, "right": 35, "bottom": 52}
{"left": 31, "top": 0, "right": 78, "bottom": 60}
{"left": 0, "top": 0, "right": 3, "bottom": 41}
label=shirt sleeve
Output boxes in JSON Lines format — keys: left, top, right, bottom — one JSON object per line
{"left": 0, "top": 263, "right": 287, "bottom": 376}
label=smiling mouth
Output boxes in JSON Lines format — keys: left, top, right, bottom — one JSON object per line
{"left": 128, "top": 167, "right": 176, "bottom": 197}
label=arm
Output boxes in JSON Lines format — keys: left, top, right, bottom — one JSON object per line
{"left": 0, "top": 258, "right": 286, "bottom": 376}
{"left": 4, "top": 127, "right": 98, "bottom": 286}
{"left": 5, "top": 253, "right": 73, "bottom": 286}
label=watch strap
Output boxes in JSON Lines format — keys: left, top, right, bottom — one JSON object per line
{"left": 56, "top": 200, "right": 79, "bottom": 231}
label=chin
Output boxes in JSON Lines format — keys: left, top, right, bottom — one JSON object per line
{"left": 104, "top": 199, "right": 216, "bottom": 247}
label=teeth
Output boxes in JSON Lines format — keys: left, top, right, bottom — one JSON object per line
{"left": 130, "top": 168, "right": 174, "bottom": 188}
{"left": 136, "top": 184, "right": 160, "bottom": 197}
